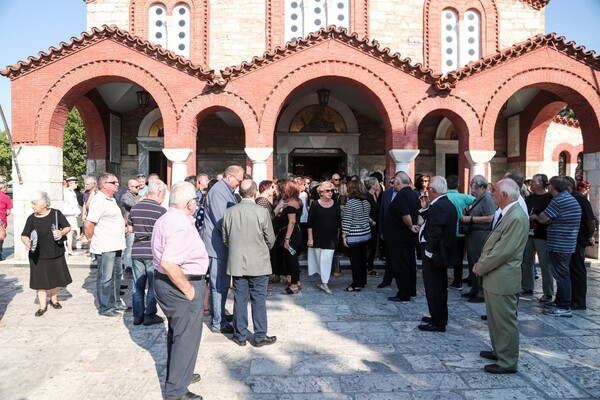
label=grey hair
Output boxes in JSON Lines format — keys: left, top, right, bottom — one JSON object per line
{"left": 429, "top": 176, "right": 448, "bottom": 195}
{"left": 496, "top": 179, "right": 520, "bottom": 201}
{"left": 85, "top": 176, "right": 97, "bottom": 185}
{"left": 169, "top": 181, "right": 197, "bottom": 208}
{"left": 97, "top": 172, "right": 116, "bottom": 189}
{"left": 394, "top": 171, "right": 411, "bottom": 185}
{"left": 471, "top": 174, "right": 488, "bottom": 189}
{"left": 224, "top": 165, "right": 244, "bottom": 178}
{"left": 31, "top": 190, "right": 51, "bottom": 207}
{"left": 364, "top": 177, "right": 379, "bottom": 189}
{"left": 148, "top": 179, "right": 167, "bottom": 195}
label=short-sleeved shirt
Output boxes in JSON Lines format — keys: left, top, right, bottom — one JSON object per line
{"left": 22, "top": 209, "right": 69, "bottom": 259}
{"left": 128, "top": 198, "right": 166, "bottom": 260}
{"left": 468, "top": 190, "right": 495, "bottom": 231}
{"left": 543, "top": 190, "right": 581, "bottom": 253}
{"left": 152, "top": 207, "right": 209, "bottom": 275}
{"left": 572, "top": 191, "right": 596, "bottom": 247}
{"left": 525, "top": 192, "right": 552, "bottom": 240}
{"left": 446, "top": 189, "right": 475, "bottom": 237}
{"left": 87, "top": 191, "right": 126, "bottom": 253}
{"left": 0, "top": 191, "right": 13, "bottom": 227}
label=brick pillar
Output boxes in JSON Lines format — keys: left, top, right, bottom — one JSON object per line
{"left": 162, "top": 149, "right": 193, "bottom": 184}
{"left": 389, "top": 149, "right": 420, "bottom": 177}
{"left": 12, "top": 146, "right": 64, "bottom": 261}
{"left": 464, "top": 150, "right": 496, "bottom": 180}
{"left": 584, "top": 152, "right": 599, "bottom": 259}
{"left": 245, "top": 147, "right": 273, "bottom": 184}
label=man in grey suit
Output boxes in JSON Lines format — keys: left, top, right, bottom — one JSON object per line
{"left": 202, "top": 165, "right": 244, "bottom": 333}
{"left": 222, "top": 179, "right": 277, "bottom": 347}
{"left": 474, "top": 179, "right": 529, "bottom": 374}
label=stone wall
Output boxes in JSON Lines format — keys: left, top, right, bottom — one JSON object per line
{"left": 209, "top": 0, "right": 267, "bottom": 71}
{"left": 87, "top": 0, "right": 130, "bottom": 31}
{"left": 496, "top": 1, "right": 545, "bottom": 50}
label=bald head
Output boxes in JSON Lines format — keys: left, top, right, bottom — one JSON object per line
{"left": 239, "top": 179, "right": 257, "bottom": 199}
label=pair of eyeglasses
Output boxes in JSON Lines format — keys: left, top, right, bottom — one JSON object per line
{"left": 323, "top": 189, "right": 333, "bottom": 193}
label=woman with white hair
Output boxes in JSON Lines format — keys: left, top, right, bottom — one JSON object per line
{"left": 21, "top": 191, "right": 73, "bottom": 316}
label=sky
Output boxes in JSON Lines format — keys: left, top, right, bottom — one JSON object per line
{"left": 0, "top": 0, "right": 599, "bottom": 129}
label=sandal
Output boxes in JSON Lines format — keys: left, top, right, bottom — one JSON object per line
{"left": 344, "top": 286, "right": 361, "bottom": 292}
{"left": 281, "top": 287, "right": 299, "bottom": 295}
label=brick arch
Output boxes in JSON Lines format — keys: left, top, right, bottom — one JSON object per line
{"left": 35, "top": 60, "right": 177, "bottom": 149}
{"left": 523, "top": 100, "right": 565, "bottom": 163}
{"left": 130, "top": 0, "right": 208, "bottom": 65}
{"left": 424, "top": 0, "right": 499, "bottom": 71}
{"left": 73, "top": 96, "right": 107, "bottom": 160}
{"left": 481, "top": 68, "right": 600, "bottom": 153}
{"left": 260, "top": 60, "right": 406, "bottom": 151}
{"left": 552, "top": 143, "right": 583, "bottom": 162}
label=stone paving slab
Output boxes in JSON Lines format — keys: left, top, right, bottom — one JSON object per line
{"left": 1, "top": 260, "right": 599, "bottom": 400}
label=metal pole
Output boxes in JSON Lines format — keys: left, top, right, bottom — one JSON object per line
{"left": 0, "top": 104, "right": 23, "bottom": 184}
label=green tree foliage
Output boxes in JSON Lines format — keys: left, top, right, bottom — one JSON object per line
{"left": 558, "top": 106, "right": 576, "bottom": 119}
{"left": 0, "top": 130, "right": 12, "bottom": 181}
{"left": 63, "top": 108, "right": 87, "bottom": 183}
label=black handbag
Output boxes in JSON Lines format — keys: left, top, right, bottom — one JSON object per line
{"left": 458, "top": 220, "right": 472, "bottom": 235}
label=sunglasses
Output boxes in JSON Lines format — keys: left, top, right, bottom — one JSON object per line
{"left": 106, "top": 181, "right": 119, "bottom": 185}
{"left": 323, "top": 189, "right": 333, "bottom": 193}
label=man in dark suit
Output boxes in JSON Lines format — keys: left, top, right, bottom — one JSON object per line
{"left": 222, "top": 179, "right": 277, "bottom": 347}
{"left": 475, "top": 179, "right": 529, "bottom": 374}
{"left": 381, "top": 171, "right": 420, "bottom": 302}
{"left": 376, "top": 175, "right": 396, "bottom": 288}
{"left": 417, "top": 176, "right": 459, "bottom": 332}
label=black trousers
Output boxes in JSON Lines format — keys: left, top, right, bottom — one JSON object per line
{"left": 389, "top": 244, "right": 416, "bottom": 298}
{"left": 282, "top": 245, "right": 300, "bottom": 284}
{"left": 366, "top": 226, "right": 378, "bottom": 270}
{"left": 154, "top": 277, "right": 206, "bottom": 399}
{"left": 570, "top": 244, "right": 587, "bottom": 307}
{"left": 421, "top": 254, "right": 448, "bottom": 327}
{"left": 347, "top": 242, "right": 368, "bottom": 288}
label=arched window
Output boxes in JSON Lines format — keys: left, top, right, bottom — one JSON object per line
{"left": 575, "top": 152, "right": 583, "bottom": 180}
{"left": 441, "top": 9, "right": 458, "bottom": 73}
{"left": 147, "top": 3, "right": 191, "bottom": 58}
{"left": 285, "top": 0, "right": 350, "bottom": 42}
{"left": 440, "top": 8, "right": 480, "bottom": 73}
{"left": 558, "top": 151, "right": 567, "bottom": 177}
{"left": 149, "top": 3, "right": 168, "bottom": 49}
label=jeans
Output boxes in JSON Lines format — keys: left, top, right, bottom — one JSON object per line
{"left": 548, "top": 250, "right": 572, "bottom": 309}
{"left": 123, "top": 232, "right": 135, "bottom": 272}
{"left": 95, "top": 250, "right": 122, "bottom": 313}
{"left": 209, "top": 256, "right": 230, "bottom": 330}
{"left": 232, "top": 275, "right": 269, "bottom": 341}
{"left": 131, "top": 258, "right": 157, "bottom": 318}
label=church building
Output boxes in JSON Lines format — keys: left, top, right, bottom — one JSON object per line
{"left": 2, "top": 0, "right": 600, "bottom": 259}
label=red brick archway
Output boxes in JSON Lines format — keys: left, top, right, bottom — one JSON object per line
{"left": 33, "top": 60, "right": 177, "bottom": 149}
{"left": 523, "top": 100, "right": 565, "bottom": 164}
{"left": 74, "top": 96, "right": 107, "bottom": 160}
{"left": 260, "top": 60, "right": 406, "bottom": 151}
{"left": 481, "top": 68, "right": 600, "bottom": 154}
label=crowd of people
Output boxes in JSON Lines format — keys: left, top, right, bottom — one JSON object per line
{"left": 18, "top": 164, "right": 597, "bottom": 397}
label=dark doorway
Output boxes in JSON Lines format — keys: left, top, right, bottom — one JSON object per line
{"left": 149, "top": 151, "right": 168, "bottom": 180}
{"left": 445, "top": 154, "right": 458, "bottom": 178}
{"left": 289, "top": 149, "right": 346, "bottom": 180}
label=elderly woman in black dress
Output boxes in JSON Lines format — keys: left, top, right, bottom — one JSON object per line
{"left": 21, "top": 191, "right": 73, "bottom": 316}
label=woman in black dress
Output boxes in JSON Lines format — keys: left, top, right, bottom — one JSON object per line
{"left": 21, "top": 191, "right": 73, "bottom": 316}
{"left": 307, "top": 181, "right": 340, "bottom": 294}
{"left": 278, "top": 180, "right": 302, "bottom": 295}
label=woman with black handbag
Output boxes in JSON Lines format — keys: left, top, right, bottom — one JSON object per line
{"left": 21, "top": 191, "right": 73, "bottom": 316}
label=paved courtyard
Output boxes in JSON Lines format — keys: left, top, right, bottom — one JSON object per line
{"left": 1, "top": 245, "right": 599, "bottom": 400}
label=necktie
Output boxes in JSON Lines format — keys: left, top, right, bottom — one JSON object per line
{"left": 493, "top": 212, "right": 503, "bottom": 230}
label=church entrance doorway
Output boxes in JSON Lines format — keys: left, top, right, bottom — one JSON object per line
{"left": 289, "top": 149, "right": 346, "bottom": 180}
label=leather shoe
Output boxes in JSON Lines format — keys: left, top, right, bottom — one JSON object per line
{"left": 226, "top": 314, "right": 234, "bottom": 323}
{"left": 461, "top": 292, "right": 475, "bottom": 299}
{"left": 232, "top": 336, "right": 247, "bottom": 346}
{"left": 164, "top": 391, "right": 203, "bottom": 400}
{"left": 388, "top": 296, "right": 410, "bottom": 303}
{"left": 49, "top": 301, "right": 62, "bottom": 309}
{"left": 253, "top": 335, "right": 277, "bottom": 347}
{"left": 190, "top": 373, "right": 201, "bottom": 384}
{"left": 211, "top": 325, "right": 234, "bottom": 334}
{"left": 479, "top": 351, "right": 498, "bottom": 361}
{"left": 484, "top": 363, "right": 517, "bottom": 374}
{"left": 376, "top": 282, "right": 390, "bottom": 289}
{"left": 481, "top": 315, "right": 488, "bottom": 321}
{"left": 143, "top": 314, "right": 164, "bottom": 326}
{"left": 467, "top": 296, "right": 484, "bottom": 303}
{"left": 421, "top": 316, "right": 432, "bottom": 323}
{"left": 133, "top": 316, "right": 144, "bottom": 325}
{"left": 35, "top": 306, "right": 48, "bottom": 317}
{"left": 417, "top": 323, "right": 446, "bottom": 332}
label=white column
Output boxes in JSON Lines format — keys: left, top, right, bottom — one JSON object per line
{"left": 245, "top": 147, "right": 273, "bottom": 183}
{"left": 12, "top": 146, "right": 63, "bottom": 261}
{"left": 162, "top": 148, "right": 192, "bottom": 184}
{"left": 389, "top": 149, "right": 420, "bottom": 176}
{"left": 464, "top": 150, "right": 496, "bottom": 179}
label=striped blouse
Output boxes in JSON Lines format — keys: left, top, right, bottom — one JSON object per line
{"left": 341, "top": 198, "right": 371, "bottom": 239}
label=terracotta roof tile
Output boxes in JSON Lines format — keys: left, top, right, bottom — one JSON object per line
{"left": 0, "top": 25, "right": 214, "bottom": 81}
{"left": 220, "top": 25, "right": 440, "bottom": 85}
{"left": 553, "top": 115, "right": 580, "bottom": 128}
{"left": 437, "top": 33, "right": 600, "bottom": 90}
{"left": 521, "top": 0, "right": 550, "bottom": 10}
